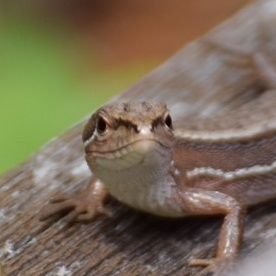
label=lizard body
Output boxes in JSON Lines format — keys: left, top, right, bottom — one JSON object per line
{"left": 39, "top": 45, "right": 276, "bottom": 274}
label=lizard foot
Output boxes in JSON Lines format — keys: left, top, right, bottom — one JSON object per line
{"left": 189, "top": 257, "right": 232, "bottom": 276}
{"left": 39, "top": 193, "right": 111, "bottom": 223}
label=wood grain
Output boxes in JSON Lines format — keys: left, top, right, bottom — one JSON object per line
{"left": 1, "top": 1, "right": 276, "bottom": 275}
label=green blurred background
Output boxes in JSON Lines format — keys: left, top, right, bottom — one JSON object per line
{"left": 0, "top": 0, "right": 248, "bottom": 175}
{"left": 0, "top": 21, "right": 150, "bottom": 174}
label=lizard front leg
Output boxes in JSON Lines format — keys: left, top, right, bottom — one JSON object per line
{"left": 39, "top": 177, "right": 110, "bottom": 223}
{"left": 177, "top": 188, "right": 245, "bottom": 274}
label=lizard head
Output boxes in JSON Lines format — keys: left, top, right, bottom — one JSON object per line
{"left": 83, "top": 101, "right": 174, "bottom": 171}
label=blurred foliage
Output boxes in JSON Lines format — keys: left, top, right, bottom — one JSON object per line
{"left": 0, "top": 21, "right": 150, "bottom": 174}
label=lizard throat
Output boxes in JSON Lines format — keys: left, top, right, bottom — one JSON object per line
{"left": 89, "top": 138, "right": 181, "bottom": 217}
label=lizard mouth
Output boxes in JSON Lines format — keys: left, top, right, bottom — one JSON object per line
{"left": 86, "top": 138, "right": 167, "bottom": 160}
{"left": 87, "top": 139, "right": 169, "bottom": 171}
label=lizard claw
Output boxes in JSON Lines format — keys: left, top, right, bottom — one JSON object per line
{"left": 76, "top": 205, "right": 111, "bottom": 221}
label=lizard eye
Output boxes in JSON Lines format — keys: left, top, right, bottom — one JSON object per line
{"left": 97, "top": 116, "right": 108, "bottom": 135}
{"left": 164, "top": 114, "right": 173, "bottom": 129}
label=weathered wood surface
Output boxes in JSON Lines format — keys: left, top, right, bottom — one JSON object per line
{"left": 1, "top": 1, "right": 276, "bottom": 275}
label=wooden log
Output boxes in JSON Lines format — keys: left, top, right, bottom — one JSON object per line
{"left": 1, "top": 1, "right": 276, "bottom": 275}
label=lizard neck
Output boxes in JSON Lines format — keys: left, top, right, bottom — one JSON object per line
{"left": 172, "top": 126, "right": 276, "bottom": 205}
{"left": 91, "top": 140, "right": 184, "bottom": 217}
{"left": 173, "top": 125, "right": 276, "bottom": 173}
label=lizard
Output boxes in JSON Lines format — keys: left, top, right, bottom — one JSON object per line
{"left": 39, "top": 44, "right": 276, "bottom": 274}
